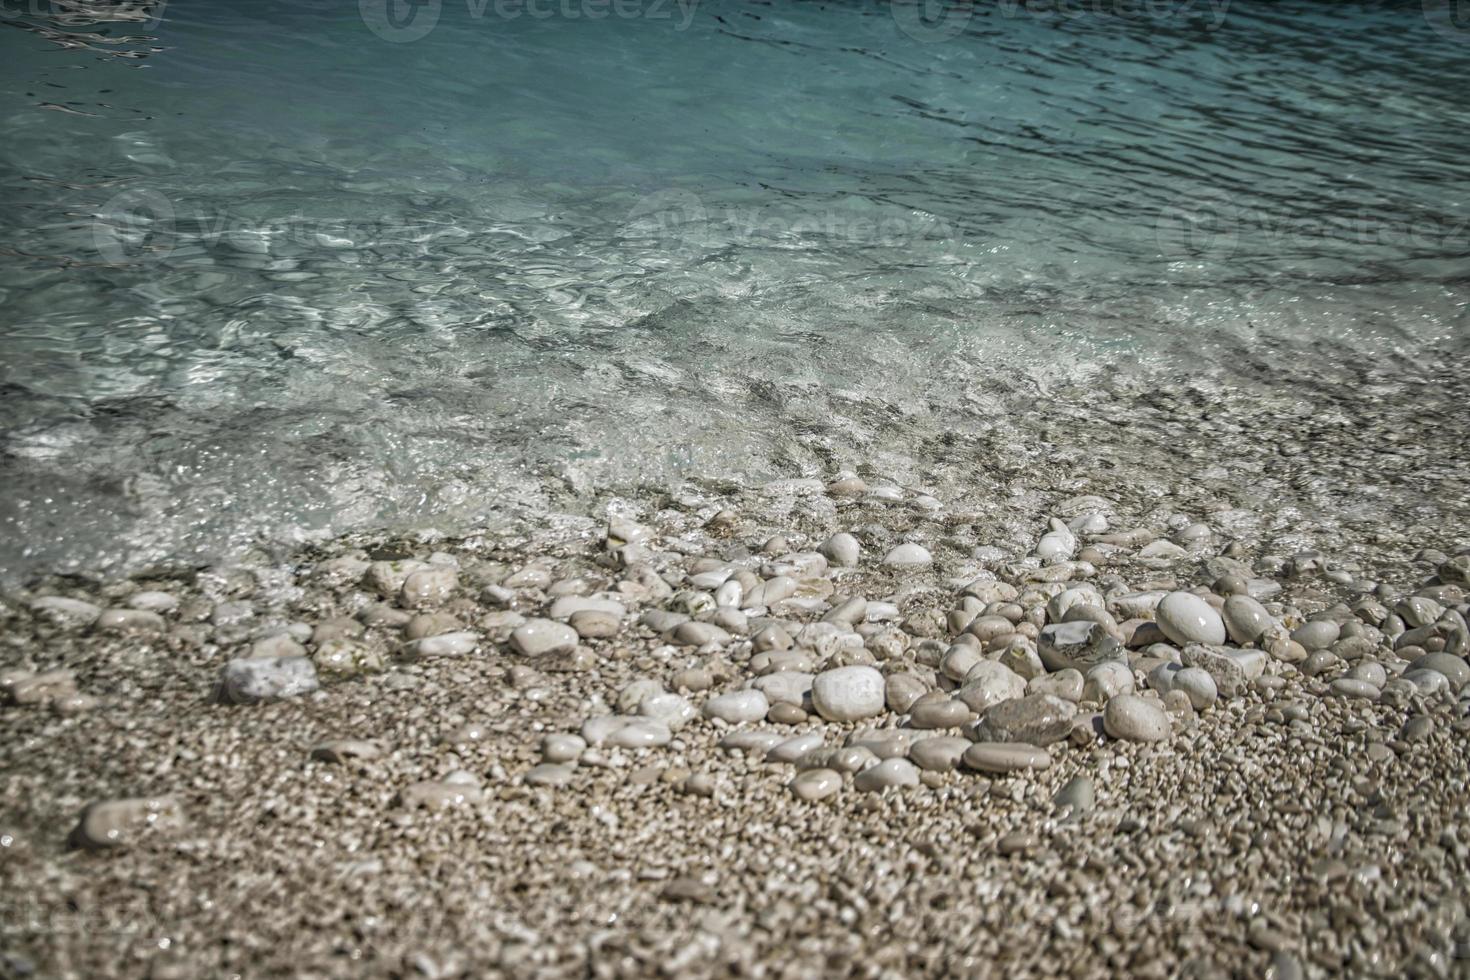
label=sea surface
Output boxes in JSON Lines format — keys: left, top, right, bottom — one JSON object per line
{"left": 1, "top": 0, "right": 1467, "bottom": 581}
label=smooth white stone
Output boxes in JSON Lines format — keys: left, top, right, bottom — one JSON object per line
{"left": 1155, "top": 592, "right": 1227, "bottom": 646}
{"left": 510, "top": 619, "right": 579, "bottom": 656}
{"left": 702, "top": 690, "right": 769, "bottom": 724}
{"left": 1102, "top": 694, "right": 1171, "bottom": 742}
{"left": 882, "top": 544, "right": 932, "bottom": 567}
{"left": 811, "top": 666, "right": 886, "bottom": 721}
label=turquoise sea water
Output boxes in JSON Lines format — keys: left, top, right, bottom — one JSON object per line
{"left": 1, "top": 0, "right": 1467, "bottom": 579}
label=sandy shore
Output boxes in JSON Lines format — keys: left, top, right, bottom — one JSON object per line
{"left": 3, "top": 365, "right": 1470, "bottom": 979}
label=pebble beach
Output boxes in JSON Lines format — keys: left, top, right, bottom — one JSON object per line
{"left": 5, "top": 357, "right": 1470, "bottom": 978}
{"left": 5, "top": 1, "right": 1470, "bottom": 977}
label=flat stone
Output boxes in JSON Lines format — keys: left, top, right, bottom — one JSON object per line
{"left": 702, "top": 690, "right": 769, "bottom": 724}
{"left": 1038, "top": 620, "right": 1124, "bottom": 673}
{"left": 569, "top": 609, "right": 621, "bottom": 639}
{"left": 1150, "top": 664, "right": 1217, "bottom": 710}
{"left": 1328, "top": 678, "right": 1380, "bottom": 700}
{"left": 1081, "top": 661, "right": 1134, "bottom": 703}
{"left": 909, "top": 699, "right": 971, "bottom": 729}
{"left": 398, "top": 780, "right": 483, "bottom": 809}
{"left": 962, "top": 742, "right": 1052, "bottom": 774}
{"left": 909, "top": 736, "right": 971, "bottom": 771}
{"left": 1028, "top": 668, "right": 1084, "bottom": 702}
{"left": 886, "top": 673, "right": 929, "bottom": 714}
{"left": 767, "top": 734, "right": 825, "bottom": 764}
{"left": 127, "top": 590, "right": 178, "bottom": 612}
{"left": 971, "top": 694, "right": 1077, "bottom": 746}
{"left": 524, "top": 763, "right": 577, "bottom": 787}
{"left": 404, "top": 630, "right": 479, "bottom": 658}
{"left": 672, "top": 621, "right": 732, "bottom": 647}
{"left": 400, "top": 566, "right": 457, "bottom": 607}
{"left": 310, "top": 739, "right": 382, "bottom": 763}
{"left": 96, "top": 608, "right": 165, "bottom": 634}
{"left": 604, "top": 718, "right": 672, "bottom": 749}
{"left": 70, "top": 796, "right": 184, "bottom": 850}
{"left": 548, "top": 596, "right": 626, "bottom": 621}
{"left": 853, "top": 757, "right": 920, "bottom": 792}
{"left": 30, "top": 596, "right": 102, "bottom": 628}
{"left": 3, "top": 669, "right": 77, "bottom": 707}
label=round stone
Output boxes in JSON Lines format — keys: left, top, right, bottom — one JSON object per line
{"left": 885, "top": 673, "right": 928, "bottom": 714}
{"left": 811, "top": 666, "right": 886, "bottom": 722}
{"left": 1222, "top": 594, "right": 1273, "bottom": 645}
{"left": 1102, "top": 694, "right": 1171, "bottom": 742}
{"left": 542, "top": 734, "right": 586, "bottom": 762}
{"left": 1409, "top": 652, "right": 1470, "bottom": 689}
{"left": 1171, "top": 667, "right": 1218, "bottom": 710}
{"left": 881, "top": 544, "right": 932, "bottom": 567}
{"left": 819, "top": 532, "right": 862, "bottom": 568}
{"left": 510, "top": 619, "right": 579, "bottom": 656}
{"left": 1291, "top": 620, "right": 1341, "bottom": 652}
{"left": 1155, "top": 592, "right": 1227, "bottom": 647}
{"left": 767, "top": 702, "right": 809, "bottom": 725}
{"left": 790, "top": 768, "right": 842, "bottom": 801}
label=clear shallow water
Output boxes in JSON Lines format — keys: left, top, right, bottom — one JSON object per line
{"left": 1, "top": 0, "right": 1468, "bottom": 581}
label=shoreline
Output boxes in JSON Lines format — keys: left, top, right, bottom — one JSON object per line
{"left": 4, "top": 372, "right": 1470, "bottom": 975}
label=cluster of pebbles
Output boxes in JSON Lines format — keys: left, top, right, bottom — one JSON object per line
{"left": 4, "top": 458, "right": 1470, "bottom": 975}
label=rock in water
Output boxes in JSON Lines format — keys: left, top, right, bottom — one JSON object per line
{"left": 70, "top": 796, "right": 184, "bottom": 850}
{"left": 218, "top": 657, "right": 319, "bottom": 704}
{"left": 511, "top": 619, "right": 579, "bottom": 656}
{"left": 882, "top": 544, "right": 932, "bottom": 567}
